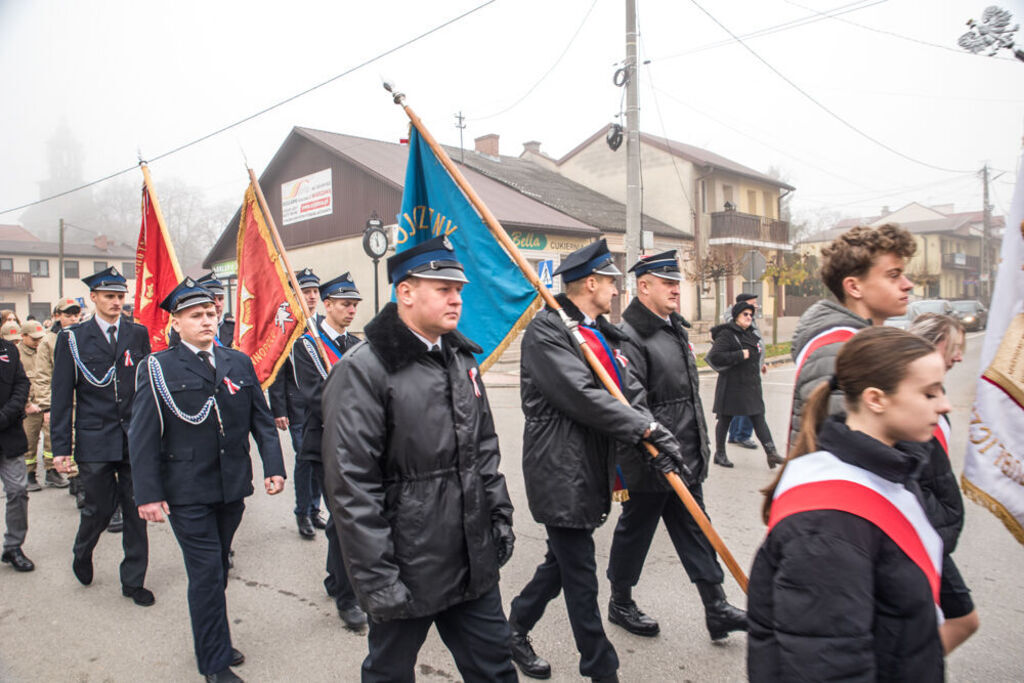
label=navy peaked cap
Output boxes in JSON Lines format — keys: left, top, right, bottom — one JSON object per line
{"left": 386, "top": 235, "right": 468, "bottom": 285}
{"left": 553, "top": 239, "right": 621, "bottom": 283}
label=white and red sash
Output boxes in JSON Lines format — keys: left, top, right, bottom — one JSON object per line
{"left": 788, "top": 326, "right": 859, "bottom": 451}
{"left": 768, "top": 450, "right": 944, "bottom": 618}
{"left": 932, "top": 415, "right": 951, "bottom": 458}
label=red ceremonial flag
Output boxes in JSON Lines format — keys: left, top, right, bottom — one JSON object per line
{"left": 233, "top": 181, "right": 307, "bottom": 388}
{"left": 135, "top": 165, "right": 184, "bottom": 351}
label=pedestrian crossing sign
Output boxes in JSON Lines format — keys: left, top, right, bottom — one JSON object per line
{"left": 537, "top": 259, "right": 554, "bottom": 289}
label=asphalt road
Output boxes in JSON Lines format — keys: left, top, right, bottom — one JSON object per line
{"left": 1, "top": 330, "right": 1021, "bottom": 681}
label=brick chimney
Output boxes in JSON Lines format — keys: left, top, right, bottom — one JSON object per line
{"left": 522, "top": 140, "right": 542, "bottom": 155}
{"left": 474, "top": 134, "right": 499, "bottom": 156}
{"left": 94, "top": 234, "right": 109, "bottom": 250}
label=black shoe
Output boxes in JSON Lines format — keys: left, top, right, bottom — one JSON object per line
{"left": 696, "top": 582, "right": 748, "bottom": 640}
{"left": 26, "top": 472, "right": 42, "bottom": 492}
{"left": 737, "top": 438, "right": 758, "bottom": 450}
{"left": 607, "top": 598, "right": 660, "bottom": 637}
{"left": 310, "top": 510, "right": 328, "bottom": 530}
{"left": 204, "top": 668, "right": 243, "bottom": 682}
{"left": 75, "top": 487, "right": 86, "bottom": 509}
{"left": 122, "top": 585, "right": 155, "bottom": 607}
{"left": 1, "top": 548, "right": 35, "bottom": 572}
{"left": 509, "top": 626, "right": 551, "bottom": 679}
{"left": 592, "top": 676, "right": 619, "bottom": 683}
{"left": 107, "top": 507, "right": 124, "bottom": 533}
{"left": 337, "top": 603, "right": 368, "bottom": 631}
{"left": 713, "top": 451, "right": 734, "bottom": 468}
{"left": 72, "top": 554, "right": 93, "bottom": 585}
{"left": 765, "top": 444, "right": 785, "bottom": 469}
{"left": 45, "top": 469, "right": 69, "bottom": 488}
{"left": 231, "top": 648, "right": 245, "bottom": 667}
{"left": 296, "top": 515, "right": 315, "bottom": 539}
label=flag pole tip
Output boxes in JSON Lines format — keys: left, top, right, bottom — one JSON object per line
{"left": 382, "top": 78, "right": 404, "bottom": 104}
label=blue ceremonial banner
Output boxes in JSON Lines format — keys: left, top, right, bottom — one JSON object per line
{"left": 396, "top": 127, "right": 540, "bottom": 371}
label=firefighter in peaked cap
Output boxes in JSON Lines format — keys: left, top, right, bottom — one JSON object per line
{"left": 129, "top": 277, "right": 286, "bottom": 681}
{"left": 605, "top": 250, "right": 746, "bottom": 643}
{"left": 506, "top": 239, "right": 688, "bottom": 682}
{"left": 51, "top": 266, "right": 154, "bottom": 604}
{"left": 321, "top": 235, "right": 517, "bottom": 680}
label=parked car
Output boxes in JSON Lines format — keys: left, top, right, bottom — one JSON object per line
{"left": 884, "top": 299, "right": 955, "bottom": 330}
{"left": 951, "top": 299, "right": 988, "bottom": 331}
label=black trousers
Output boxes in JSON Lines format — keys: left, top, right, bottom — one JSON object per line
{"left": 73, "top": 445, "right": 148, "bottom": 588}
{"left": 607, "top": 487, "right": 724, "bottom": 590}
{"left": 362, "top": 584, "right": 516, "bottom": 683}
{"left": 168, "top": 500, "right": 245, "bottom": 675}
{"left": 311, "top": 461, "right": 355, "bottom": 609}
{"left": 715, "top": 413, "right": 774, "bottom": 452}
{"left": 509, "top": 525, "right": 618, "bottom": 679}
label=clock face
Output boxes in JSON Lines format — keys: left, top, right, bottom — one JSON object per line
{"left": 366, "top": 228, "right": 388, "bottom": 257}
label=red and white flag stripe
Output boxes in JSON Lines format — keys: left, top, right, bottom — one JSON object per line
{"left": 769, "top": 450, "right": 943, "bottom": 617}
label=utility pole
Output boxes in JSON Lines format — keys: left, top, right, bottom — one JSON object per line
{"left": 58, "top": 218, "right": 65, "bottom": 297}
{"left": 980, "top": 163, "right": 992, "bottom": 302}
{"left": 624, "top": 0, "right": 641, "bottom": 299}
{"left": 455, "top": 111, "right": 466, "bottom": 163}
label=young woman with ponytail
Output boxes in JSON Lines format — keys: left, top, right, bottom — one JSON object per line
{"left": 747, "top": 327, "right": 951, "bottom": 682}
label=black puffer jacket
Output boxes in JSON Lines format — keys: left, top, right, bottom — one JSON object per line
{"left": 618, "top": 298, "right": 710, "bottom": 488}
{"left": 707, "top": 321, "right": 764, "bottom": 416}
{"left": 908, "top": 416, "right": 963, "bottom": 553}
{"left": 0, "top": 339, "right": 29, "bottom": 459}
{"left": 521, "top": 294, "right": 651, "bottom": 529}
{"left": 748, "top": 418, "right": 943, "bottom": 682}
{"left": 321, "top": 303, "right": 513, "bottom": 621}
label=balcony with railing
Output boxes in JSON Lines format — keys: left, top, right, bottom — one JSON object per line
{"left": 0, "top": 271, "right": 32, "bottom": 291}
{"left": 941, "top": 252, "right": 979, "bottom": 271}
{"left": 709, "top": 210, "right": 790, "bottom": 249}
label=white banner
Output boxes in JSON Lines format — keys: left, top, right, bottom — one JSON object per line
{"left": 281, "top": 168, "right": 333, "bottom": 226}
{"left": 962, "top": 149, "right": 1024, "bottom": 545}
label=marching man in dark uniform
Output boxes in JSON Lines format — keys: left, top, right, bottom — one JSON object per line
{"left": 507, "top": 240, "right": 686, "bottom": 682}
{"left": 197, "top": 272, "right": 235, "bottom": 344}
{"left": 51, "top": 266, "right": 153, "bottom": 604}
{"left": 269, "top": 268, "right": 327, "bottom": 539}
{"left": 129, "top": 278, "right": 286, "bottom": 683}
{"left": 321, "top": 236, "right": 517, "bottom": 681}
{"left": 290, "top": 271, "right": 366, "bottom": 629}
{"left": 606, "top": 251, "right": 746, "bottom": 641}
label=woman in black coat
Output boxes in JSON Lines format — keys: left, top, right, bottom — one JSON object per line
{"left": 706, "top": 301, "right": 782, "bottom": 468}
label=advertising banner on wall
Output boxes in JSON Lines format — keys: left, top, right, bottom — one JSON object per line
{"left": 281, "top": 168, "right": 333, "bottom": 226}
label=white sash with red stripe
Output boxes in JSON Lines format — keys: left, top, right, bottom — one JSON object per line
{"left": 787, "top": 326, "right": 859, "bottom": 451}
{"left": 932, "top": 415, "right": 951, "bottom": 458}
{"left": 769, "top": 450, "right": 944, "bottom": 620}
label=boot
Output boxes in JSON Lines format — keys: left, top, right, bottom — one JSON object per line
{"left": 26, "top": 471, "right": 42, "bottom": 492}
{"left": 713, "top": 450, "right": 733, "bottom": 468}
{"left": 509, "top": 620, "right": 551, "bottom": 679}
{"left": 765, "top": 443, "right": 785, "bottom": 469}
{"left": 607, "top": 585, "right": 659, "bottom": 637}
{"left": 696, "top": 582, "right": 747, "bottom": 641}
{"left": 45, "top": 469, "right": 69, "bottom": 488}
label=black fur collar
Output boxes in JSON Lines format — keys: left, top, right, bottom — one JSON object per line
{"left": 622, "top": 297, "right": 691, "bottom": 338}
{"left": 551, "top": 293, "right": 628, "bottom": 341}
{"left": 364, "top": 302, "right": 482, "bottom": 373}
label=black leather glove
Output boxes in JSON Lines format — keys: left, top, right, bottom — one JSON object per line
{"left": 645, "top": 422, "right": 696, "bottom": 486}
{"left": 492, "top": 519, "right": 515, "bottom": 568}
{"left": 364, "top": 580, "right": 412, "bottom": 622}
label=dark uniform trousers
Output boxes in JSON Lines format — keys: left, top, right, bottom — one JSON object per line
{"left": 74, "top": 437, "right": 148, "bottom": 588}
{"left": 167, "top": 500, "right": 245, "bottom": 676}
{"left": 509, "top": 526, "right": 618, "bottom": 679}
{"left": 607, "top": 485, "right": 724, "bottom": 589}
{"left": 362, "top": 584, "right": 516, "bottom": 683}
{"left": 289, "top": 421, "right": 322, "bottom": 518}
{"left": 309, "top": 461, "right": 355, "bottom": 609}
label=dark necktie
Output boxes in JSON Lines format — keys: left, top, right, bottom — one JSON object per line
{"left": 107, "top": 326, "right": 117, "bottom": 350}
{"left": 197, "top": 350, "right": 214, "bottom": 374}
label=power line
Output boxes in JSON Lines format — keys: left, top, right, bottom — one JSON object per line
{"left": 654, "top": 0, "right": 886, "bottom": 62}
{"left": 0, "top": 0, "right": 498, "bottom": 218}
{"left": 686, "top": 0, "right": 976, "bottom": 175}
{"left": 475, "top": 0, "right": 599, "bottom": 121}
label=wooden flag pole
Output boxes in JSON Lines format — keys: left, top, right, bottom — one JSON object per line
{"left": 386, "top": 83, "right": 748, "bottom": 593}
{"left": 246, "top": 167, "right": 332, "bottom": 369}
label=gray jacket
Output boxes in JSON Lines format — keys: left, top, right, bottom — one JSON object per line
{"left": 787, "top": 300, "right": 870, "bottom": 449}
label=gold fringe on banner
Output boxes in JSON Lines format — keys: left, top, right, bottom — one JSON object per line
{"left": 962, "top": 474, "right": 1024, "bottom": 546}
{"left": 479, "top": 294, "right": 543, "bottom": 374}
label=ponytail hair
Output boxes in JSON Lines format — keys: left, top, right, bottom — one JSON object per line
{"left": 761, "top": 326, "right": 936, "bottom": 523}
